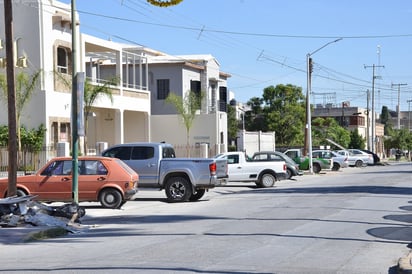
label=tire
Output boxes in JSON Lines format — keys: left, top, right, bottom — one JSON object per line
{"left": 5, "top": 188, "right": 27, "bottom": 197}
{"left": 286, "top": 168, "right": 293, "bottom": 180}
{"left": 332, "top": 162, "right": 340, "bottom": 171}
{"left": 189, "top": 189, "right": 206, "bottom": 201}
{"left": 313, "top": 163, "right": 321, "bottom": 174}
{"left": 355, "top": 160, "right": 363, "bottom": 167}
{"left": 99, "top": 188, "right": 123, "bottom": 209}
{"left": 16, "top": 189, "right": 27, "bottom": 197}
{"left": 258, "top": 173, "right": 276, "bottom": 188}
{"left": 165, "top": 176, "right": 192, "bottom": 202}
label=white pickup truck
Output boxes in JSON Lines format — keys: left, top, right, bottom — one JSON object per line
{"left": 215, "top": 151, "right": 287, "bottom": 187}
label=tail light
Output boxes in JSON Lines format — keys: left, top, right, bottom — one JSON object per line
{"left": 283, "top": 164, "right": 286, "bottom": 171}
{"left": 209, "top": 162, "right": 217, "bottom": 176}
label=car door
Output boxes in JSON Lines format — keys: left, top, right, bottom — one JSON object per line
{"left": 129, "top": 146, "right": 158, "bottom": 187}
{"left": 226, "top": 154, "right": 251, "bottom": 181}
{"left": 36, "top": 160, "right": 72, "bottom": 201}
{"left": 77, "top": 160, "right": 109, "bottom": 200}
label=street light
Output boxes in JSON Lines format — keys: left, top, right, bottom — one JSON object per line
{"left": 305, "top": 38, "right": 342, "bottom": 174}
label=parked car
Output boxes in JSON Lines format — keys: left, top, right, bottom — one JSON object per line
{"left": 346, "top": 149, "right": 374, "bottom": 165}
{"left": 284, "top": 148, "right": 333, "bottom": 174}
{"left": 336, "top": 149, "right": 370, "bottom": 167}
{"left": 359, "top": 149, "right": 380, "bottom": 165}
{"left": 0, "top": 156, "right": 139, "bottom": 209}
{"left": 251, "top": 151, "right": 303, "bottom": 180}
{"left": 102, "top": 142, "right": 228, "bottom": 202}
{"left": 312, "top": 150, "right": 348, "bottom": 171}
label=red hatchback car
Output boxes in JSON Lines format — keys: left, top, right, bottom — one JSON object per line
{"left": 0, "top": 156, "right": 138, "bottom": 209}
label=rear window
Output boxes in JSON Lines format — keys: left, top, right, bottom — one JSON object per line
{"left": 162, "top": 146, "right": 176, "bottom": 158}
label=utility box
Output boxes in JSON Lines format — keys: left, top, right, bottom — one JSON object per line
{"left": 56, "top": 142, "right": 70, "bottom": 157}
{"left": 237, "top": 130, "right": 276, "bottom": 156}
{"left": 96, "top": 142, "right": 108, "bottom": 155}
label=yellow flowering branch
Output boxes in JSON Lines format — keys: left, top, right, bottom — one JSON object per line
{"left": 147, "top": 0, "right": 183, "bottom": 7}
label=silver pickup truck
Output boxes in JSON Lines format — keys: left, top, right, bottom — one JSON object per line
{"left": 102, "top": 142, "right": 228, "bottom": 202}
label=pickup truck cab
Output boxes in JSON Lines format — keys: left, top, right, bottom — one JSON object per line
{"left": 215, "top": 151, "right": 287, "bottom": 187}
{"left": 102, "top": 142, "right": 228, "bottom": 202}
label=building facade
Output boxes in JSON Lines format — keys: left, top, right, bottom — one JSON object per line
{"left": 0, "top": 0, "right": 229, "bottom": 159}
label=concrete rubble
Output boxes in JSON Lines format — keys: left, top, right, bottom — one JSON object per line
{"left": 0, "top": 195, "right": 86, "bottom": 233}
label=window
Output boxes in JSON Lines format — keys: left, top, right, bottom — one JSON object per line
{"left": 157, "top": 79, "right": 170, "bottom": 100}
{"left": 163, "top": 147, "right": 176, "bottom": 158}
{"left": 102, "top": 147, "right": 132, "bottom": 160}
{"left": 227, "top": 154, "right": 239, "bottom": 164}
{"left": 219, "top": 86, "right": 227, "bottom": 112}
{"left": 131, "top": 146, "right": 154, "bottom": 160}
{"left": 80, "top": 160, "right": 108, "bottom": 175}
{"left": 41, "top": 160, "right": 71, "bottom": 175}
{"left": 57, "top": 47, "right": 68, "bottom": 74}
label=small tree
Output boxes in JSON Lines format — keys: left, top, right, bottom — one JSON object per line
{"left": 312, "top": 117, "right": 350, "bottom": 148}
{"left": 166, "top": 91, "right": 203, "bottom": 157}
{"left": 0, "top": 71, "right": 41, "bottom": 161}
{"left": 348, "top": 130, "right": 365, "bottom": 149}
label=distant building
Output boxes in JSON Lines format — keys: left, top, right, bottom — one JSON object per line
{"left": 312, "top": 103, "right": 385, "bottom": 158}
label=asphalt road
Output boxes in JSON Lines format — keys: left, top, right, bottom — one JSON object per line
{"left": 1, "top": 161, "right": 412, "bottom": 274}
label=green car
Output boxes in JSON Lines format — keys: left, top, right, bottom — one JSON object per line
{"left": 292, "top": 156, "right": 332, "bottom": 174}
{"left": 284, "top": 149, "right": 333, "bottom": 174}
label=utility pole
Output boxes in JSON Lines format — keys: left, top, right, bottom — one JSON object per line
{"left": 4, "top": 0, "right": 17, "bottom": 197}
{"left": 391, "top": 83, "right": 407, "bottom": 129}
{"left": 407, "top": 99, "right": 412, "bottom": 131}
{"left": 366, "top": 89, "right": 370, "bottom": 150}
{"left": 305, "top": 38, "right": 342, "bottom": 174}
{"left": 364, "top": 64, "right": 384, "bottom": 153}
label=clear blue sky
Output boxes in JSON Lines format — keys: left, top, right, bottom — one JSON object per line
{"left": 62, "top": 0, "right": 412, "bottom": 111}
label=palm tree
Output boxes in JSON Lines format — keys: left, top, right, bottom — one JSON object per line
{"left": 54, "top": 72, "right": 116, "bottom": 154}
{"left": 166, "top": 90, "right": 203, "bottom": 157}
{"left": 0, "top": 70, "right": 41, "bottom": 155}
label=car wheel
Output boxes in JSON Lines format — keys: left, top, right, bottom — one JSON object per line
{"left": 189, "top": 189, "right": 206, "bottom": 201}
{"left": 332, "top": 162, "right": 340, "bottom": 171}
{"left": 165, "top": 176, "right": 192, "bottom": 202}
{"left": 355, "top": 160, "right": 363, "bottom": 167}
{"left": 258, "top": 173, "right": 276, "bottom": 188}
{"left": 286, "top": 168, "right": 293, "bottom": 180}
{"left": 16, "top": 189, "right": 27, "bottom": 197}
{"left": 99, "top": 188, "right": 123, "bottom": 209}
{"left": 5, "top": 189, "right": 27, "bottom": 197}
{"left": 313, "top": 163, "right": 321, "bottom": 174}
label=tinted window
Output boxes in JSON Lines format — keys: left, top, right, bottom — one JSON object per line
{"left": 103, "top": 147, "right": 132, "bottom": 160}
{"left": 131, "top": 146, "right": 154, "bottom": 160}
{"left": 163, "top": 147, "right": 176, "bottom": 158}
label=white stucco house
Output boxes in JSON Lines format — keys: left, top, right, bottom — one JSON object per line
{"left": 0, "top": 0, "right": 229, "bottom": 160}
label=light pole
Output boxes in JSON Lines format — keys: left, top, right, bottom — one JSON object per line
{"left": 305, "top": 38, "right": 342, "bottom": 174}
